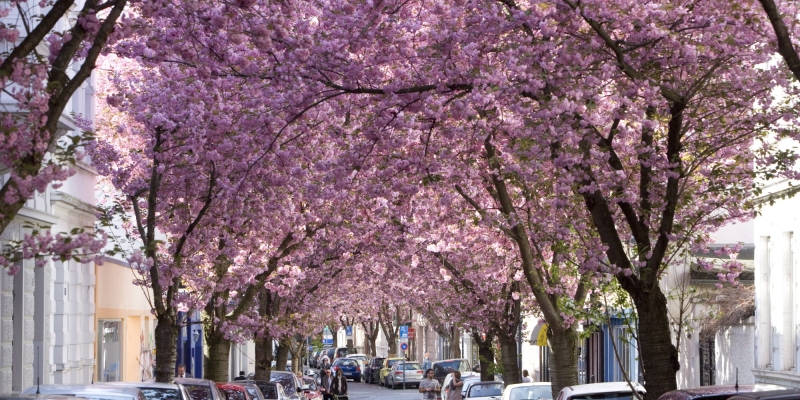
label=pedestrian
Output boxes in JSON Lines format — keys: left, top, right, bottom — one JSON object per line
{"left": 331, "top": 368, "right": 348, "bottom": 399}
{"left": 522, "top": 369, "right": 532, "bottom": 383}
{"left": 233, "top": 370, "right": 247, "bottom": 381}
{"left": 319, "top": 368, "right": 334, "bottom": 400}
{"left": 419, "top": 369, "right": 440, "bottom": 400}
{"left": 421, "top": 353, "right": 431, "bottom": 372}
{"left": 446, "top": 371, "right": 464, "bottom": 400}
{"left": 176, "top": 364, "right": 187, "bottom": 378}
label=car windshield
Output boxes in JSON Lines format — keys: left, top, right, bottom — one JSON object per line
{"left": 509, "top": 387, "right": 553, "bottom": 400}
{"left": 183, "top": 386, "right": 213, "bottom": 400}
{"left": 241, "top": 387, "right": 259, "bottom": 399}
{"left": 337, "top": 359, "right": 357, "bottom": 367}
{"left": 218, "top": 389, "right": 244, "bottom": 400}
{"left": 255, "top": 386, "right": 276, "bottom": 400}
{"left": 434, "top": 360, "right": 471, "bottom": 376}
{"left": 387, "top": 359, "right": 402, "bottom": 368}
{"left": 139, "top": 388, "right": 182, "bottom": 400}
{"left": 303, "top": 379, "right": 317, "bottom": 390}
{"left": 336, "top": 349, "right": 349, "bottom": 358}
{"left": 570, "top": 392, "right": 639, "bottom": 400}
{"left": 373, "top": 359, "right": 385, "bottom": 366}
{"left": 269, "top": 374, "right": 296, "bottom": 396}
{"left": 398, "top": 363, "right": 422, "bottom": 371}
{"left": 468, "top": 383, "right": 503, "bottom": 398}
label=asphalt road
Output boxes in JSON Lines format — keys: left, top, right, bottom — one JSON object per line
{"left": 307, "top": 367, "right": 422, "bottom": 400}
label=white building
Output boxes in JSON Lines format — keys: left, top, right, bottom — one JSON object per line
{"left": 753, "top": 179, "right": 800, "bottom": 387}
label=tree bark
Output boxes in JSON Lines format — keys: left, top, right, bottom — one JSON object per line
{"left": 498, "top": 332, "right": 520, "bottom": 385}
{"left": 472, "top": 330, "right": 496, "bottom": 382}
{"left": 276, "top": 339, "right": 291, "bottom": 371}
{"left": 205, "top": 330, "right": 231, "bottom": 382}
{"left": 629, "top": 288, "right": 678, "bottom": 400}
{"left": 450, "top": 325, "right": 461, "bottom": 359}
{"left": 548, "top": 327, "right": 580, "bottom": 399}
{"left": 254, "top": 334, "right": 275, "bottom": 381}
{"left": 154, "top": 312, "right": 179, "bottom": 383}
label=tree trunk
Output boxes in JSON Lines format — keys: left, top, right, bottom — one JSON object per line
{"left": 370, "top": 335, "right": 377, "bottom": 356}
{"left": 548, "top": 327, "right": 580, "bottom": 399}
{"left": 154, "top": 312, "right": 179, "bottom": 383}
{"left": 347, "top": 338, "right": 354, "bottom": 354}
{"left": 254, "top": 334, "right": 275, "bottom": 381}
{"left": 205, "top": 330, "right": 231, "bottom": 382}
{"left": 450, "top": 326, "right": 461, "bottom": 359}
{"left": 630, "top": 287, "right": 678, "bottom": 400}
{"left": 498, "top": 333, "right": 520, "bottom": 385}
{"left": 276, "top": 339, "right": 290, "bottom": 371}
{"left": 292, "top": 353, "right": 301, "bottom": 373}
{"left": 388, "top": 339, "right": 398, "bottom": 357}
{"left": 473, "top": 330, "right": 496, "bottom": 382}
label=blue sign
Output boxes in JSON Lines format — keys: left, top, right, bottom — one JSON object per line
{"left": 345, "top": 326, "right": 353, "bottom": 337}
{"left": 401, "top": 342, "right": 408, "bottom": 351}
{"left": 323, "top": 338, "right": 333, "bottom": 345}
{"left": 399, "top": 326, "right": 408, "bottom": 339}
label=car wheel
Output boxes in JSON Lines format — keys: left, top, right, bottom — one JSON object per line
{"left": 355, "top": 376, "right": 361, "bottom": 383}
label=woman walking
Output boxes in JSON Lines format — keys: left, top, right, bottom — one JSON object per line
{"left": 331, "top": 368, "right": 348, "bottom": 399}
{"left": 447, "top": 371, "right": 465, "bottom": 400}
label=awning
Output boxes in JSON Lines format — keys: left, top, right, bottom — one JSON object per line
{"left": 528, "top": 323, "right": 548, "bottom": 346}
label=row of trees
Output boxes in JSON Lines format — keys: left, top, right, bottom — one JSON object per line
{"left": 5, "top": 1, "right": 800, "bottom": 399}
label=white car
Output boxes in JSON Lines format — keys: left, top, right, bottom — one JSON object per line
{"left": 463, "top": 381, "right": 504, "bottom": 400}
{"left": 346, "top": 353, "right": 369, "bottom": 370}
{"left": 441, "top": 373, "right": 480, "bottom": 400}
{"left": 21, "top": 384, "right": 146, "bottom": 400}
{"left": 556, "top": 382, "right": 645, "bottom": 400}
{"left": 501, "top": 382, "right": 553, "bottom": 400}
{"left": 104, "top": 382, "right": 193, "bottom": 400}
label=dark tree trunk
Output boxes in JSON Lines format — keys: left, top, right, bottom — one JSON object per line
{"left": 254, "top": 334, "right": 275, "bottom": 381}
{"left": 630, "top": 287, "right": 678, "bottom": 400}
{"left": 548, "top": 327, "right": 580, "bottom": 399}
{"left": 498, "top": 333, "right": 520, "bottom": 385}
{"left": 205, "top": 330, "right": 231, "bottom": 382}
{"left": 450, "top": 325, "right": 461, "bottom": 358}
{"left": 154, "top": 312, "right": 179, "bottom": 383}
{"left": 276, "top": 339, "right": 290, "bottom": 371}
{"left": 472, "top": 330, "right": 496, "bottom": 382}
{"left": 347, "top": 338, "right": 354, "bottom": 354}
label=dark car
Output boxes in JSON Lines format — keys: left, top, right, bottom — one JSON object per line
{"left": 174, "top": 379, "right": 226, "bottom": 400}
{"left": 431, "top": 359, "right": 472, "bottom": 385}
{"left": 728, "top": 389, "right": 800, "bottom": 400}
{"left": 332, "top": 358, "right": 362, "bottom": 382}
{"left": 365, "top": 357, "right": 385, "bottom": 384}
{"left": 659, "top": 385, "right": 791, "bottom": 400}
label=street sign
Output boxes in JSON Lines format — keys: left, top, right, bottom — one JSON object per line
{"left": 323, "top": 338, "right": 333, "bottom": 345}
{"left": 399, "top": 326, "right": 408, "bottom": 339}
{"left": 346, "top": 326, "right": 353, "bottom": 337}
{"left": 401, "top": 342, "right": 408, "bottom": 351}
{"left": 408, "top": 327, "right": 415, "bottom": 339}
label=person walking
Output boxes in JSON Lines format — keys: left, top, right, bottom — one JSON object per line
{"left": 522, "top": 369, "right": 532, "bottom": 383}
{"left": 421, "top": 353, "right": 431, "bottom": 372}
{"left": 446, "top": 371, "right": 465, "bottom": 400}
{"left": 419, "top": 369, "right": 440, "bottom": 400}
{"left": 319, "top": 368, "right": 334, "bottom": 400}
{"left": 331, "top": 368, "right": 348, "bottom": 399}
{"left": 233, "top": 370, "right": 247, "bottom": 381}
{"left": 176, "top": 364, "right": 187, "bottom": 378}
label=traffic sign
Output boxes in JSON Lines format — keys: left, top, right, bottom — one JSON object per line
{"left": 408, "top": 327, "right": 415, "bottom": 339}
{"left": 400, "top": 342, "right": 408, "bottom": 351}
{"left": 345, "top": 326, "right": 353, "bottom": 337}
{"left": 399, "top": 326, "right": 408, "bottom": 339}
{"left": 323, "top": 338, "right": 333, "bottom": 345}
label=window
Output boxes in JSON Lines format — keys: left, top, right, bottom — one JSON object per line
{"left": 139, "top": 388, "right": 182, "bottom": 400}
{"left": 184, "top": 385, "right": 213, "bottom": 400}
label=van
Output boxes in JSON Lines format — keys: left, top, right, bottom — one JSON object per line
{"left": 556, "top": 382, "right": 646, "bottom": 400}
{"left": 325, "top": 347, "right": 349, "bottom": 361}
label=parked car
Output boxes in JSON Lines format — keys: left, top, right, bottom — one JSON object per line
{"left": 1, "top": 396, "right": 89, "bottom": 400}
{"left": 347, "top": 354, "right": 369, "bottom": 370}
{"left": 378, "top": 357, "right": 405, "bottom": 387}
{"left": 105, "top": 382, "right": 192, "bottom": 400}
{"left": 441, "top": 374, "right": 480, "bottom": 400}
{"left": 174, "top": 379, "right": 227, "bottom": 400}
{"left": 659, "top": 385, "right": 790, "bottom": 400}
{"left": 556, "top": 382, "right": 645, "bottom": 400}
{"left": 502, "top": 382, "right": 553, "bottom": 400}
{"left": 239, "top": 383, "right": 287, "bottom": 400}
{"left": 21, "top": 384, "right": 146, "bottom": 400}
{"left": 216, "top": 384, "right": 252, "bottom": 400}
{"left": 728, "top": 389, "right": 800, "bottom": 400}
{"left": 310, "top": 350, "right": 323, "bottom": 368}
{"left": 325, "top": 347, "right": 350, "bottom": 362}
{"left": 464, "top": 381, "right": 504, "bottom": 400}
{"left": 365, "top": 357, "right": 385, "bottom": 384}
{"left": 225, "top": 383, "right": 264, "bottom": 400}
{"left": 269, "top": 371, "right": 307, "bottom": 400}
{"left": 332, "top": 357, "right": 362, "bottom": 382}
{"left": 432, "top": 359, "right": 473, "bottom": 385}
{"left": 301, "top": 377, "right": 322, "bottom": 400}
{"left": 387, "top": 361, "right": 423, "bottom": 389}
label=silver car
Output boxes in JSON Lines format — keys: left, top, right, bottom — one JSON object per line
{"left": 105, "top": 381, "right": 192, "bottom": 400}
{"left": 21, "top": 384, "right": 146, "bottom": 400}
{"left": 387, "top": 362, "right": 424, "bottom": 390}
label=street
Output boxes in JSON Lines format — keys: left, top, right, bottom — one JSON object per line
{"left": 309, "top": 368, "right": 422, "bottom": 400}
